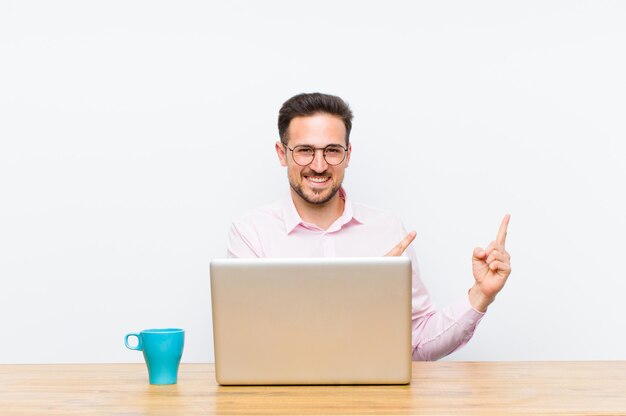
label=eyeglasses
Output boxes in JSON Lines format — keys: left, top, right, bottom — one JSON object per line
{"left": 284, "top": 143, "right": 348, "bottom": 166}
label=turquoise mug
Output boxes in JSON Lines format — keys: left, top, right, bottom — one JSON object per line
{"left": 125, "top": 328, "right": 185, "bottom": 385}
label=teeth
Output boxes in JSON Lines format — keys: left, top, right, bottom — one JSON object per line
{"left": 307, "top": 177, "right": 329, "bottom": 183}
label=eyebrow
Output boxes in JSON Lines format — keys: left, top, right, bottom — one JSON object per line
{"left": 294, "top": 143, "right": 345, "bottom": 148}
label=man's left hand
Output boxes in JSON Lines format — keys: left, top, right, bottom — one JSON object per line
{"left": 469, "top": 215, "right": 512, "bottom": 312}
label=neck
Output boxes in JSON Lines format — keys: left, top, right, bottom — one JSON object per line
{"left": 291, "top": 190, "right": 345, "bottom": 231}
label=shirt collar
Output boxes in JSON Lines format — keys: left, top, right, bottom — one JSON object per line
{"left": 282, "top": 187, "right": 364, "bottom": 234}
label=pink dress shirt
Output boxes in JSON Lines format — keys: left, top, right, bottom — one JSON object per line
{"left": 227, "top": 188, "right": 485, "bottom": 361}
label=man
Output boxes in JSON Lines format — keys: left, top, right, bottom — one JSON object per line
{"left": 227, "top": 92, "right": 512, "bottom": 360}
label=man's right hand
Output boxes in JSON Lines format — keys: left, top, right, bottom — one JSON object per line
{"left": 385, "top": 231, "right": 416, "bottom": 256}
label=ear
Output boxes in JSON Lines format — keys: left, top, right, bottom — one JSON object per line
{"left": 345, "top": 143, "right": 352, "bottom": 168}
{"left": 275, "top": 141, "right": 288, "bottom": 167}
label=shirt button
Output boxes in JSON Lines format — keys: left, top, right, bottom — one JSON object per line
{"left": 468, "top": 319, "right": 475, "bottom": 325}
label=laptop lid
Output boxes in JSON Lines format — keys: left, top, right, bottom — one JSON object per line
{"left": 210, "top": 257, "right": 412, "bottom": 385}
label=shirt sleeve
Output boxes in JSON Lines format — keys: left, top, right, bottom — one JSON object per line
{"left": 226, "top": 221, "right": 263, "bottom": 258}
{"left": 406, "top": 237, "right": 486, "bottom": 361}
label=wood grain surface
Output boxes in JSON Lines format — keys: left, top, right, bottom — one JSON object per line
{"left": 1, "top": 361, "right": 625, "bottom": 415}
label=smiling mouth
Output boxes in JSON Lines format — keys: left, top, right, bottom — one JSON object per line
{"left": 305, "top": 176, "right": 330, "bottom": 183}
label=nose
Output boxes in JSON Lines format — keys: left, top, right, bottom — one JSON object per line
{"left": 309, "top": 148, "right": 328, "bottom": 172}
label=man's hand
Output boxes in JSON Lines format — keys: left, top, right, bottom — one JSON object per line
{"left": 385, "top": 231, "right": 416, "bottom": 256}
{"left": 469, "top": 215, "right": 512, "bottom": 312}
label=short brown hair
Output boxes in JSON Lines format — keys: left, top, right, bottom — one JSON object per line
{"left": 278, "top": 93, "right": 353, "bottom": 145}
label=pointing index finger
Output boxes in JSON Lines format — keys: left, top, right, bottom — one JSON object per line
{"left": 496, "top": 214, "right": 510, "bottom": 249}
{"left": 397, "top": 231, "right": 416, "bottom": 253}
{"left": 386, "top": 231, "right": 416, "bottom": 257}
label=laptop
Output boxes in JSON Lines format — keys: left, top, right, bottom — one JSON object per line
{"left": 210, "top": 257, "right": 412, "bottom": 385}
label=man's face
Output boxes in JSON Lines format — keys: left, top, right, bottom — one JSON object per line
{"left": 276, "top": 113, "right": 351, "bottom": 206}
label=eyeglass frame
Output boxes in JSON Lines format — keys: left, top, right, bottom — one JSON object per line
{"left": 282, "top": 142, "right": 349, "bottom": 166}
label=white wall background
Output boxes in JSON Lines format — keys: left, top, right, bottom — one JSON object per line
{"left": 1, "top": 0, "right": 625, "bottom": 364}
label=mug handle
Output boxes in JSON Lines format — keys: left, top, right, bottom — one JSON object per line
{"left": 124, "top": 333, "right": 142, "bottom": 351}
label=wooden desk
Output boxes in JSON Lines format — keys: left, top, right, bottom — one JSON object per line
{"left": 1, "top": 361, "right": 625, "bottom": 415}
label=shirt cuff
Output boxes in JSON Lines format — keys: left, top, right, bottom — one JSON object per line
{"left": 451, "top": 295, "right": 486, "bottom": 334}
